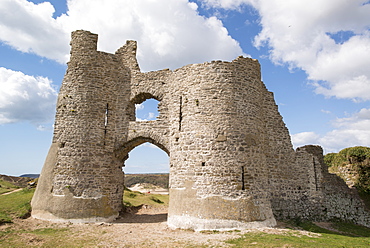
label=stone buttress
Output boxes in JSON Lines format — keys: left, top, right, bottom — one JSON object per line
{"left": 32, "top": 30, "right": 370, "bottom": 229}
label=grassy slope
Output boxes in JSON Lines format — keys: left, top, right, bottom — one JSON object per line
{"left": 0, "top": 180, "right": 19, "bottom": 194}
{"left": 0, "top": 188, "right": 34, "bottom": 224}
{"left": 123, "top": 189, "right": 169, "bottom": 207}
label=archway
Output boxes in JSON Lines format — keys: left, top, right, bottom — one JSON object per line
{"left": 118, "top": 138, "right": 170, "bottom": 223}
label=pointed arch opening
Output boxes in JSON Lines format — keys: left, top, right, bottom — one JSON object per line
{"left": 124, "top": 142, "right": 169, "bottom": 174}
{"left": 117, "top": 137, "right": 170, "bottom": 223}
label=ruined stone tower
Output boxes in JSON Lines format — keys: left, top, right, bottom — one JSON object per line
{"left": 31, "top": 30, "right": 370, "bottom": 230}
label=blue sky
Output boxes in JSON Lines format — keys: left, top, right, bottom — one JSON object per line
{"left": 0, "top": 0, "right": 369, "bottom": 176}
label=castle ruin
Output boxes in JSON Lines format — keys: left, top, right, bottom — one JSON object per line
{"left": 31, "top": 30, "right": 370, "bottom": 230}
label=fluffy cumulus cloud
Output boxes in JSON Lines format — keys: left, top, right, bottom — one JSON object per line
{"left": 0, "top": 0, "right": 242, "bottom": 71}
{"left": 203, "top": 0, "right": 370, "bottom": 101}
{"left": 0, "top": 0, "right": 69, "bottom": 63}
{"left": 291, "top": 108, "right": 370, "bottom": 153}
{"left": 291, "top": 132, "right": 320, "bottom": 147}
{"left": 0, "top": 67, "right": 57, "bottom": 125}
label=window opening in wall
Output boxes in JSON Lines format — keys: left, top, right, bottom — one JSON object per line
{"left": 313, "top": 158, "right": 319, "bottom": 191}
{"left": 103, "top": 103, "right": 109, "bottom": 145}
{"left": 135, "top": 98, "right": 159, "bottom": 121}
{"left": 179, "top": 96, "right": 183, "bottom": 131}
{"left": 241, "top": 166, "right": 245, "bottom": 190}
{"left": 104, "top": 103, "right": 109, "bottom": 131}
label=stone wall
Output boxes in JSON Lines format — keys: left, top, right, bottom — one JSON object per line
{"left": 31, "top": 30, "right": 370, "bottom": 229}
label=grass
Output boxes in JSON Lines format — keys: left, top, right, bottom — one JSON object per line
{"left": 123, "top": 188, "right": 169, "bottom": 208}
{"left": 0, "top": 188, "right": 34, "bottom": 224}
{"left": 0, "top": 227, "right": 98, "bottom": 247}
{"left": 0, "top": 180, "right": 19, "bottom": 194}
{"left": 1, "top": 186, "right": 370, "bottom": 247}
{"left": 226, "top": 221, "right": 370, "bottom": 248}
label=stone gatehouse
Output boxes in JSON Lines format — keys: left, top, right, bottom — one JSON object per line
{"left": 31, "top": 30, "right": 370, "bottom": 230}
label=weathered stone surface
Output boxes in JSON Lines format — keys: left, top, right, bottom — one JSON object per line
{"left": 31, "top": 30, "right": 370, "bottom": 229}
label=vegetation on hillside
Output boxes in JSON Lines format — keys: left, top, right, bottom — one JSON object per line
{"left": 0, "top": 188, "right": 34, "bottom": 224}
{"left": 0, "top": 180, "right": 19, "bottom": 195}
{"left": 324, "top": 146, "right": 370, "bottom": 193}
{"left": 124, "top": 173, "right": 169, "bottom": 189}
{"left": 123, "top": 188, "right": 168, "bottom": 209}
{"left": 0, "top": 174, "right": 33, "bottom": 188}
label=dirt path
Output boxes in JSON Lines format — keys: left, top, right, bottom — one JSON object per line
{"left": 0, "top": 188, "right": 23, "bottom": 195}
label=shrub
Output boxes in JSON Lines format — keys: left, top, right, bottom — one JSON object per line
{"left": 324, "top": 153, "right": 337, "bottom": 167}
{"left": 150, "top": 196, "right": 164, "bottom": 204}
{"left": 339, "top": 146, "right": 370, "bottom": 164}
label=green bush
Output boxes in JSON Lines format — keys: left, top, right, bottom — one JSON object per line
{"left": 339, "top": 146, "right": 370, "bottom": 163}
{"left": 127, "top": 192, "right": 137, "bottom": 198}
{"left": 357, "top": 165, "right": 370, "bottom": 193}
{"left": 324, "top": 146, "right": 370, "bottom": 167}
{"left": 150, "top": 196, "right": 164, "bottom": 204}
{"left": 325, "top": 146, "right": 370, "bottom": 194}
{"left": 324, "top": 153, "right": 337, "bottom": 167}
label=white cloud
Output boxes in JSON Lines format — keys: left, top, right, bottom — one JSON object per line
{"left": 0, "top": 0, "right": 69, "bottom": 63}
{"left": 291, "top": 132, "right": 320, "bottom": 149}
{"left": 0, "top": 67, "right": 57, "bottom": 125}
{"left": 142, "top": 143, "right": 161, "bottom": 149}
{"left": 321, "top": 109, "right": 331, "bottom": 114}
{"left": 147, "top": 112, "right": 156, "bottom": 120}
{"left": 203, "top": 0, "right": 370, "bottom": 101}
{"left": 201, "top": 0, "right": 256, "bottom": 10}
{"left": 135, "top": 117, "right": 147, "bottom": 122}
{"left": 0, "top": 0, "right": 243, "bottom": 71}
{"left": 135, "top": 112, "right": 157, "bottom": 121}
{"left": 291, "top": 108, "right": 370, "bottom": 153}
{"left": 135, "top": 104, "right": 144, "bottom": 111}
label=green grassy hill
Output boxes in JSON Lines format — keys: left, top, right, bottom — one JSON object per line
{"left": 0, "top": 179, "right": 19, "bottom": 195}
{"left": 124, "top": 173, "right": 169, "bottom": 189}
{"left": 0, "top": 174, "right": 33, "bottom": 188}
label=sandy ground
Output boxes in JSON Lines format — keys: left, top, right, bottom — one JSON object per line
{"left": 128, "top": 184, "right": 169, "bottom": 195}
{"left": 6, "top": 206, "right": 241, "bottom": 247}
{"left": 2, "top": 205, "right": 323, "bottom": 248}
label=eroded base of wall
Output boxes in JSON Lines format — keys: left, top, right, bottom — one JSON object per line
{"left": 167, "top": 215, "right": 276, "bottom": 231}
{"left": 31, "top": 210, "right": 118, "bottom": 223}
{"left": 168, "top": 182, "right": 277, "bottom": 231}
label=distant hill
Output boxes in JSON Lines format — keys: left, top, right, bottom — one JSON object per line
{"left": 125, "top": 174, "right": 169, "bottom": 189}
{"left": 20, "top": 174, "right": 40, "bottom": 179}
{"left": 1, "top": 173, "right": 169, "bottom": 189}
{"left": 0, "top": 174, "right": 33, "bottom": 188}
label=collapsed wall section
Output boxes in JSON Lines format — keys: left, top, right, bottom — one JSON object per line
{"left": 299, "top": 146, "right": 370, "bottom": 227}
